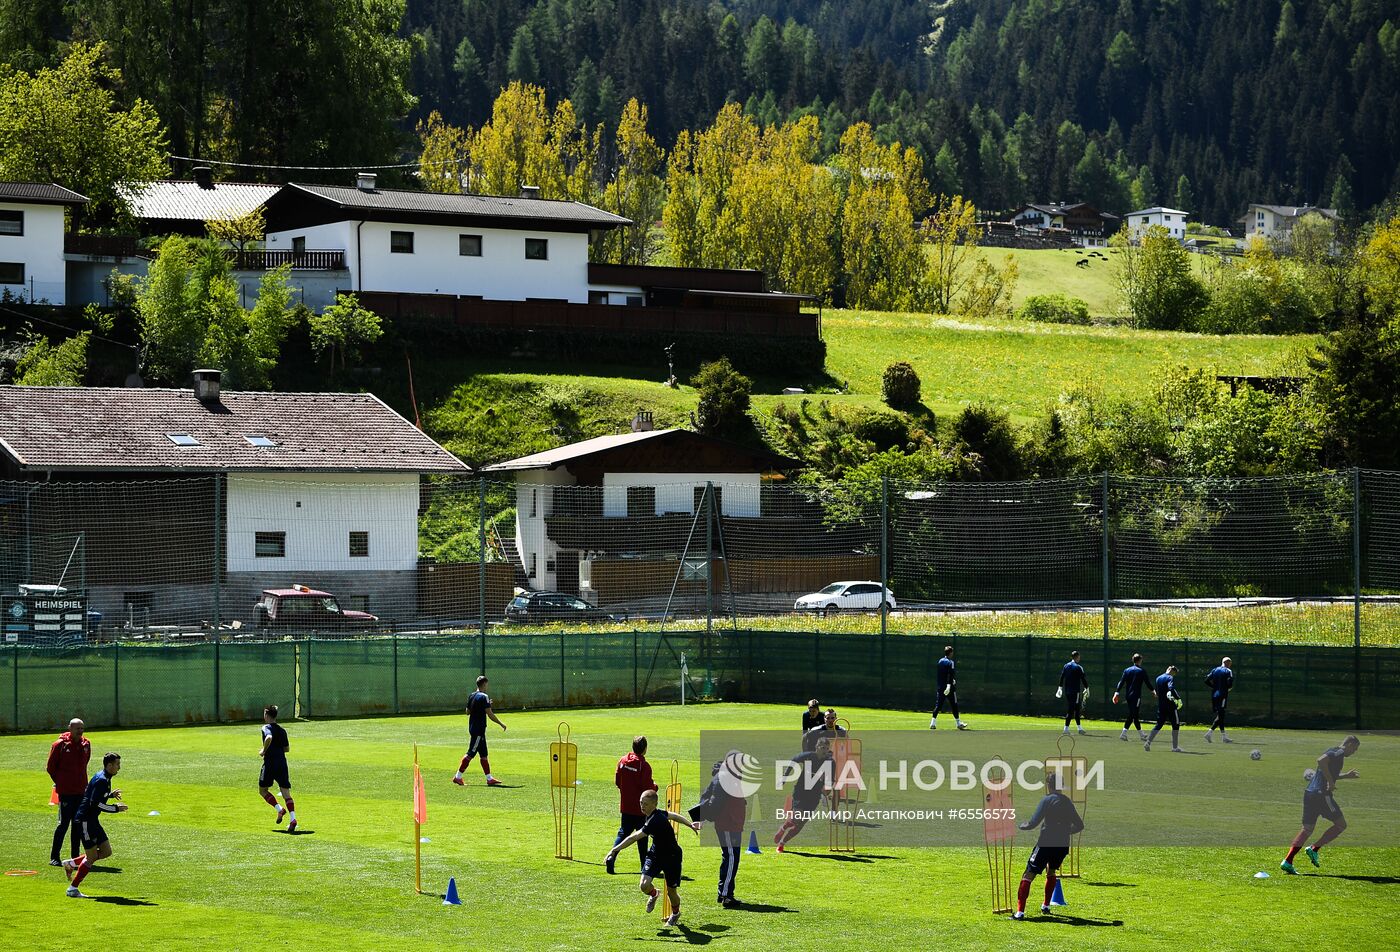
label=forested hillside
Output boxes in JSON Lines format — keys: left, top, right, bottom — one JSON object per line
{"left": 2, "top": 0, "right": 1397, "bottom": 222}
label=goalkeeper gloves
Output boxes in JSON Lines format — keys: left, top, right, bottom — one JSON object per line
{"left": 1055, "top": 687, "right": 1064, "bottom": 699}
{"left": 943, "top": 684, "right": 951, "bottom": 697}
{"left": 1082, "top": 687, "right": 1090, "bottom": 701}
{"left": 1173, "top": 695, "right": 1183, "bottom": 709}
{"left": 1112, "top": 692, "right": 1120, "bottom": 705}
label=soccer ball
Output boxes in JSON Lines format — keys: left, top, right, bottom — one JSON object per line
{"left": 1303, "top": 768, "right": 1316, "bottom": 782}
{"left": 1250, "top": 749, "right": 1262, "bottom": 761}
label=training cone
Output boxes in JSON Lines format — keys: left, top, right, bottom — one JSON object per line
{"left": 1050, "top": 879, "right": 1067, "bottom": 907}
{"left": 49, "top": 788, "right": 59, "bottom": 806}
{"left": 443, "top": 877, "right": 461, "bottom": 906}
{"left": 747, "top": 831, "right": 762, "bottom": 855}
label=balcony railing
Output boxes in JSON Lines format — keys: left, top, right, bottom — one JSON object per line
{"left": 64, "top": 234, "right": 153, "bottom": 259}
{"left": 228, "top": 249, "right": 346, "bottom": 271}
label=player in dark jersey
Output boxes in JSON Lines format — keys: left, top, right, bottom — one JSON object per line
{"left": 1203, "top": 657, "right": 1234, "bottom": 744}
{"left": 258, "top": 704, "right": 298, "bottom": 832}
{"left": 605, "top": 788, "right": 701, "bottom": 927}
{"left": 929, "top": 645, "right": 968, "bottom": 730}
{"left": 1057, "top": 650, "right": 1088, "bottom": 735}
{"left": 1114, "top": 653, "right": 1149, "bottom": 742}
{"left": 1281, "top": 735, "right": 1360, "bottom": 875}
{"left": 802, "top": 699, "right": 823, "bottom": 733}
{"left": 61, "top": 752, "right": 128, "bottom": 898}
{"left": 1144, "top": 665, "right": 1183, "bottom": 752}
{"left": 1010, "top": 773, "right": 1085, "bottom": 920}
{"left": 773, "top": 738, "right": 833, "bottom": 852}
{"left": 454, "top": 674, "right": 507, "bottom": 786}
{"left": 801, "top": 708, "right": 847, "bottom": 753}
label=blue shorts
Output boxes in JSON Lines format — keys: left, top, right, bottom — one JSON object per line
{"left": 467, "top": 734, "right": 488, "bottom": 759}
{"left": 1302, "top": 791, "right": 1342, "bottom": 826}
{"left": 1025, "top": 845, "right": 1069, "bottom": 876}
{"left": 642, "top": 848, "right": 682, "bottom": 888}
{"left": 260, "top": 761, "right": 291, "bottom": 789}
{"left": 78, "top": 817, "right": 108, "bottom": 849}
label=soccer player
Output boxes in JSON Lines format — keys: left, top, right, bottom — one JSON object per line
{"left": 453, "top": 674, "right": 506, "bottom": 786}
{"left": 929, "top": 645, "right": 968, "bottom": 730}
{"left": 773, "top": 738, "right": 833, "bottom": 852}
{"left": 1281, "top": 735, "right": 1361, "bottom": 875}
{"left": 694, "top": 754, "right": 749, "bottom": 907}
{"left": 801, "top": 708, "right": 847, "bottom": 752}
{"left": 1113, "top": 654, "right": 1149, "bottom": 742}
{"left": 1010, "top": 773, "right": 1084, "bottom": 920}
{"left": 1057, "top": 650, "right": 1088, "bottom": 735}
{"left": 608, "top": 735, "right": 658, "bottom": 874}
{"left": 802, "top": 699, "right": 823, "bottom": 733}
{"left": 1144, "top": 664, "right": 1183, "bottom": 752}
{"left": 46, "top": 717, "right": 90, "bottom": 866}
{"left": 61, "top": 752, "right": 128, "bottom": 898}
{"left": 1203, "top": 656, "right": 1234, "bottom": 743}
{"left": 258, "top": 704, "right": 297, "bottom": 832}
{"left": 604, "top": 788, "right": 701, "bottom": 927}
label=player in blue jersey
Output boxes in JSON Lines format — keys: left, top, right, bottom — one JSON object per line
{"left": 605, "top": 788, "right": 701, "bottom": 927}
{"left": 1281, "top": 735, "right": 1360, "bottom": 874}
{"left": 1114, "top": 653, "right": 1149, "bottom": 742}
{"left": 1057, "top": 651, "right": 1088, "bottom": 735}
{"left": 453, "top": 675, "right": 507, "bottom": 786}
{"left": 61, "top": 752, "right": 128, "bottom": 898}
{"left": 928, "top": 645, "right": 968, "bottom": 730}
{"left": 1010, "top": 773, "right": 1085, "bottom": 920}
{"left": 257, "top": 704, "right": 298, "bottom": 832}
{"left": 1144, "top": 665, "right": 1183, "bottom": 752}
{"left": 1203, "top": 657, "right": 1234, "bottom": 744}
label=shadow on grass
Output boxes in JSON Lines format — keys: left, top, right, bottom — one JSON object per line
{"left": 727, "top": 901, "right": 794, "bottom": 914}
{"left": 273, "top": 829, "right": 316, "bottom": 835}
{"left": 1022, "top": 913, "right": 1124, "bottom": 927}
{"left": 784, "top": 851, "right": 898, "bottom": 863}
{"left": 1079, "top": 881, "right": 1136, "bottom": 888}
{"left": 88, "top": 865, "right": 122, "bottom": 873}
{"left": 88, "top": 896, "right": 157, "bottom": 906}
{"left": 635, "top": 922, "right": 733, "bottom": 944}
{"left": 1312, "top": 874, "right": 1400, "bottom": 885}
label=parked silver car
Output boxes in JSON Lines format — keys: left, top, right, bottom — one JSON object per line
{"left": 794, "top": 581, "right": 896, "bottom": 616}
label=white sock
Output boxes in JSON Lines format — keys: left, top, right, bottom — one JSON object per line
{"left": 454, "top": 771, "right": 463, "bottom": 780}
{"left": 487, "top": 774, "right": 495, "bottom": 781}
{"left": 289, "top": 811, "right": 296, "bottom": 821}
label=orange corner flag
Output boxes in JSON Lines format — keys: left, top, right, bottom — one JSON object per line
{"left": 413, "top": 763, "right": 428, "bottom": 825}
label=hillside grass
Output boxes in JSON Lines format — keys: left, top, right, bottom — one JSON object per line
{"left": 974, "top": 245, "right": 1214, "bottom": 316}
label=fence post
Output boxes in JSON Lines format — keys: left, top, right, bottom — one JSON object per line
{"left": 212, "top": 475, "right": 223, "bottom": 631}
{"left": 479, "top": 476, "right": 488, "bottom": 641}
{"left": 12, "top": 645, "right": 18, "bottom": 731}
{"left": 1102, "top": 473, "right": 1111, "bottom": 717}
{"left": 880, "top": 476, "right": 889, "bottom": 691}
{"left": 633, "top": 627, "right": 639, "bottom": 704}
{"left": 705, "top": 482, "right": 714, "bottom": 692}
{"left": 112, "top": 641, "right": 119, "bottom": 728}
{"left": 1353, "top": 467, "right": 1362, "bottom": 728}
{"left": 306, "top": 638, "right": 313, "bottom": 718}
{"left": 559, "top": 634, "right": 567, "bottom": 707}
{"left": 392, "top": 635, "right": 400, "bottom": 715}
{"left": 1268, "top": 641, "right": 1275, "bottom": 723}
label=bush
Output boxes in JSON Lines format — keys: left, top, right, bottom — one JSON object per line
{"left": 1017, "top": 293, "right": 1091, "bottom": 325}
{"left": 691, "top": 357, "right": 753, "bottom": 439}
{"left": 881, "top": 361, "right": 921, "bottom": 408}
{"left": 849, "top": 407, "right": 909, "bottom": 450}
{"left": 950, "top": 403, "right": 1026, "bottom": 480}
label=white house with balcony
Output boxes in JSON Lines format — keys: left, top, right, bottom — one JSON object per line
{"left": 261, "top": 174, "right": 629, "bottom": 303}
{"left": 1237, "top": 204, "right": 1339, "bottom": 243}
{"left": 0, "top": 182, "right": 87, "bottom": 305}
{"left": 1125, "top": 206, "right": 1189, "bottom": 242}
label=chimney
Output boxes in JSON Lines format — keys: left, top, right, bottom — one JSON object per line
{"left": 193, "top": 166, "right": 214, "bottom": 189}
{"left": 630, "top": 409, "right": 654, "bottom": 433}
{"left": 192, "top": 368, "right": 222, "bottom": 403}
{"left": 356, "top": 171, "right": 378, "bottom": 191}
{"left": 519, "top": 184, "right": 540, "bottom": 200}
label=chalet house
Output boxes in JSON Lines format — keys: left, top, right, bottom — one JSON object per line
{"left": 0, "top": 182, "right": 88, "bottom": 305}
{"left": 124, "top": 168, "right": 280, "bottom": 238}
{"left": 0, "top": 370, "right": 468, "bottom": 629}
{"left": 1125, "top": 207, "right": 1189, "bottom": 242}
{"left": 1237, "top": 204, "right": 1339, "bottom": 243}
{"left": 1008, "top": 202, "right": 1120, "bottom": 247}
{"left": 483, "top": 423, "right": 870, "bottom": 614}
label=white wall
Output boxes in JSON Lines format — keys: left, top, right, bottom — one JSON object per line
{"left": 587, "top": 282, "right": 645, "bottom": 305}
{"left": 512, "top": 469, "right": 575, "bottom": 591}
{"left": 600, "top": 473, "right": 761, "bottom": 518}
{"left": 267, "top": 219, "right": 591, "bottom": 303}
{"left": 0, "top": 202, "right": 67, "bottom": 304}
{"left": 1130, "top": 212, "right": 1188, "bottom": 241}
{"left": 226, "top": 472, "right": 420, "bottom": 573}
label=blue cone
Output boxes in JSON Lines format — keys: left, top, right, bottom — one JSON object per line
{"left": 1050, "top": 878, "right": 1067, "bottom": 906}
{"left": 747, "top": 831, "right": 762, "bottom": 855}
{"left": 443, "top": 876, "right": 462, "bottom": 906}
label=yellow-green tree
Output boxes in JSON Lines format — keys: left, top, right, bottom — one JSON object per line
{"left": 600, "top": 99, "right": 664, "bottom": 264}
{"left": 920, "top": 194, "right": 980, "bottom": 314}
{"left": 416, "top": 110, "right": 472, "bottom": 194}
{"left": 836, "top": 123, "right": 927, "bottom": 311}
{"left": 467, "top": 82, "right": 599, "bottom": 203}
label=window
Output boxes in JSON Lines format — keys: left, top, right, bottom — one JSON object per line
{"left": 244, "top": 435, "right": 276, "bottom": 448}
{"left": 588, "top": 290, "right": 608, "bottom": 305}
{"left": 0, "top": 210, "right": 21, "bottom": 236}
{"left": 626, "top": 485, "right": 656, "bottom": 517}
{"left": 291, "top": 236, "right": 306, "bottom": 256}
{"left": 0, "top": 262, "right": 23, "bottom": 285}
{"left": 529, "top": 553, "right": 538, "bottom": 578}
{"left": 459, "top": 234, "right": 482, "bottom": 256}
{"left": 167, "top": 433, "right": 200, "bottom": 446}
{"left": 625, "top": 295, "right": 644, "bottom": 307}
{"left": 348, "top": 531, "right": 369, "bottom": 558}
{"left": 390, "top": 230, "right": 414, "bottom": 253}
{"left": 255, "top": 531, "right": 286, "bottom": 558}
{"left": 525, "top": 237, "right": 548, "bottom": 260}
{"left": 530, "top": 489, "right": 537, "bottom": 518}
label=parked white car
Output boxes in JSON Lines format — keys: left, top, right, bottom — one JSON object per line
{"left": 794, "top": 581, "right": 895, "bottom": 615}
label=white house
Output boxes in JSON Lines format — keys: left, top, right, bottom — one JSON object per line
{"left": 483, "top": 422, "right": 798, "bottom": 599}
{"left": 0, "top": 182, "right": 87, "bottom": 305}
{"left": 1125, "top": 207, "right": 1190, "bottom": 241}
{"left": 1237, "top": 204, "right": 1339, "bottom": 243}
{"left": 0, "top": 370, "right": 469, "bottom": 626}
{"left": 1007, "top": 202, "right": 1121, "bottom": 247}
{"left": 261, "top": 174, "right": 629, "bottom": 304}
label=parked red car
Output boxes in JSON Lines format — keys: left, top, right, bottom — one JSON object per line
{"left": 254, "top": 584, "right": 379, "bottom": 631}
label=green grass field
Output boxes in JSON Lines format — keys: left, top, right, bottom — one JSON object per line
{"left": 2, "top": 703, "right": 1396, "bottom": 951}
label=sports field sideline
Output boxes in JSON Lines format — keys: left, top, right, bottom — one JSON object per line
{"left": 1, "top": 703, "right": 1396, "bottom": 952}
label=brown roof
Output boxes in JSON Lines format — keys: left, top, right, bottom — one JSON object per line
{"left": 0, "top": 182, "right": 89, "bottom": 206}
{"left": 483, "top": 428, "right": 797, "bottom": 474}
{"left": 0, "top": 385, "right": 469, "bottom": 474}
{"left": 124, "top": 180, "right": 279, "bottom": 223}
